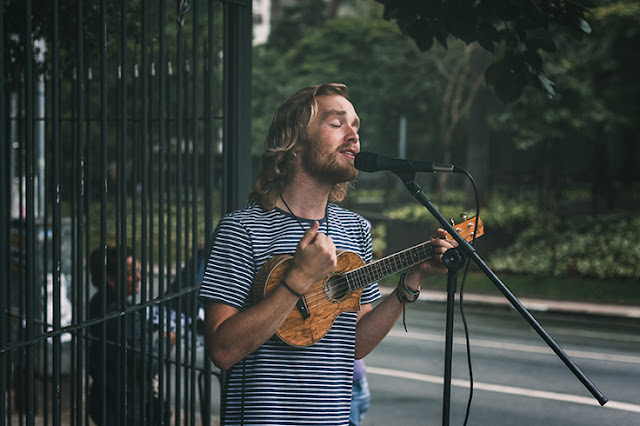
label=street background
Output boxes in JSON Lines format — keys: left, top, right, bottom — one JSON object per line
{"left": 360, "top": 288, "right": 640, "bottom": 426}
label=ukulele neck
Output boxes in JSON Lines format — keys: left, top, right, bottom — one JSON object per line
{"left": 346, "top": 241, "right": 434, "bottom": 290}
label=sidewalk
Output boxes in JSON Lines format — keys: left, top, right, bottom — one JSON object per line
{"left": 379, "top": 287, "right": 640, "bottom": 319}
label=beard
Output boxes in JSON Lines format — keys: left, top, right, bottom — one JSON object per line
{"left": 301, "top": 144, "right": 358, "bottom": 185}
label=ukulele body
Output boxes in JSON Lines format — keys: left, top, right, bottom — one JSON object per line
{"left": 254, "top": 251, "right": 365, "bottom": 347}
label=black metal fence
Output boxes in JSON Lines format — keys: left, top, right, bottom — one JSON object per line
{"left": 1, "top": 1, "right": 252, "bottom": 425}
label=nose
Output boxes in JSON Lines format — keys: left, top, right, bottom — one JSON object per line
{"left": 345, "top": 124, "right": 359, "bottom": 143}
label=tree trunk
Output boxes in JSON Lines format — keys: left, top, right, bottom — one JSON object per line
{"left": 464, "top": 46, "right": 489, "bottom": 209}
{"left": 436, "top": 43, "right": 487, "bottom": 204}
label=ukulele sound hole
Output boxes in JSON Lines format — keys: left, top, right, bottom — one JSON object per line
{"left": 323, "top": 273, "right": 349, "bottom": 303}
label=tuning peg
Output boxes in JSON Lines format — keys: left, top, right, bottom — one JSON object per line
{"left": 460, "top": 212, "right": 468, "bottom": 220}
{"left": 450, "top": 217, "right": 456, "bottom": 226}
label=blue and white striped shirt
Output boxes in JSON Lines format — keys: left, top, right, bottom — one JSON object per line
{"left": 200, "top": 202, "right": 380, "bottom": 425}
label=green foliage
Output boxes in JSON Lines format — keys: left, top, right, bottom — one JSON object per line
{"left": 370, "top": 222, "right": 387, "bottom": 255}
{"left": 486, "top": 0, "right": 640, "bottom": 212}
{"left": 593, "top": 0, "right": 640, "bottom": 19}
{"left": 409, "top": 272, "right": 640, "bottom": 305}
{"left": 266, "top": 0, "right": 328, "bottom": 52}
{"left": 383, "top": 192, "right": 538, "bottom": 226}
{"left": 253, "top": 13, "right": 448, "bottom": 159}
{"left": 76, "top": 195, "right": 220, "bottom": 262}
{"left": 374, "top": 0, "right": 594, "bottom": 102}
{"left": 488, "top": 216, "right": 640, "bottom": 280}
{"left": 381, "top": 193, "right": 640, "bottom": 280}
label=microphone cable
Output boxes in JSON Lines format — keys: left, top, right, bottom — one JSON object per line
{"left": 458, "top": 169, "right": 480, "bottom": 426}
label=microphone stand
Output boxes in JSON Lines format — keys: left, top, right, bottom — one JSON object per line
{"left": 391, "top": 169, "right": 608, "bottom": 426}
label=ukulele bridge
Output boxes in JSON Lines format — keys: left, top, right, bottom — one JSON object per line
{"left": 296, "top": 296, "right": 310, "bottom": 320}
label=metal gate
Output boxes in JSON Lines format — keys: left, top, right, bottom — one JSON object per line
{"left": 1, "top": 1, "right": 252, "bottom": 425}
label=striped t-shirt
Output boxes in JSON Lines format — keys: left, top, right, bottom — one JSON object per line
{"left": 199, "top": 202, "right": 380, "bottom": 425}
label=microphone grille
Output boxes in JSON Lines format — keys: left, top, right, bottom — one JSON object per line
{"left": 354, "top": 151, "right": 379, "bottom": 172}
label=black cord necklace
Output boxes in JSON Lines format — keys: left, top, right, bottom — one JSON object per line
{"left": 279, "top": 193, "right": 329, "bottom": 235}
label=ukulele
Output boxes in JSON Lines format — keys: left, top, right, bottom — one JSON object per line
{"left": 253, "top": 216, "right": 484, "bottom": 347}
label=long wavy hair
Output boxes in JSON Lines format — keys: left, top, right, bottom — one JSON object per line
{"left": 249, "top": 83, "right": 352, "bottom": 210}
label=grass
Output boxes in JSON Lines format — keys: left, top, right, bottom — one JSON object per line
{"left": 355, "top": 192, "right": 640, "bottom": 306}
{"left": 379, "top": 272, "right": 640, "bottom": 306}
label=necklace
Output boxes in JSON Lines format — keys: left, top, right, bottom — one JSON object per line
{"left": 279, "top": 193, "right": 329, "bottom": 235}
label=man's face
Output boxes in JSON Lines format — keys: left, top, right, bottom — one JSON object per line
{"left": 107, "top": 256, "right": 141, "bottom": 296}
{"left": 301, "top": 95, "right": 360, "bottom": 185}
{"left": 125, "top": 257, "right": 141, "bottom": 296}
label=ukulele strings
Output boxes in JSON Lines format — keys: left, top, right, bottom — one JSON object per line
{"left": 295, "top": 242, "right": 435, "bottom": 309}
{"left": 277, "top": 194, "right": 446, "bottom": 308}
{"left": 286, "top": 220, "right": 479, "bottom": 309}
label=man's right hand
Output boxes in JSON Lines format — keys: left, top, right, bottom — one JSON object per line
{"left": 285, "top": 221, "right": 337, "bottom": 294}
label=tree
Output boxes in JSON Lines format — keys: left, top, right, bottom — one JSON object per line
{"left": 434, "top": 42, "right": 488, "bottom": 204}
{"left": 491, "top": 1, "right": 640, "bottom": 215}
{"left": 375, "top": 0, "right": 594, "bottom": 103}
{"left": 3, "top": 0, "right": 225, "bottom": 201}
{"left": 253, "top": 1, "right": 503, "bottom": 203}
{"left": 253, "top": 13, "right": 448, "bottom": 164}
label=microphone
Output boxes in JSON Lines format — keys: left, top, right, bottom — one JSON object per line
{"left": 354, "top": 151, "right": 462, "bottom": 174}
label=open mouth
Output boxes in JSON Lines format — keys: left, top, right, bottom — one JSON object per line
{"left": 340, "top": 149, "right": 357, "bottom": 159}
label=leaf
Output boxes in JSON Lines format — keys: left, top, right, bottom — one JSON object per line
{"left": 406, "top": 22, "right": 434, "bottom": 51}
{"left": 536, "top": 73, "right": 556, "bottom": 98}
{"left": 523, "top": 49, "right": 543, "bottom": 72}
{"left": 476, "top": 23, "right": 498, "bottom": 52}
{"left": 525, "top": 29, "right": 558, "bottom": 53}
{"left": 578, "top": 18, "right": 592, "bottom": 34}
{"left": 485, "top": 60, "right": 526, "bottom": 103}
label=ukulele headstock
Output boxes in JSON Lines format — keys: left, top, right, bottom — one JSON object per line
{"left": 445, "top": 213, "right": 484, "bottom": 243}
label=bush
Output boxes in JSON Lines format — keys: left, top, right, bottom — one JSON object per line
{"left": 488, "top": 215, "right": 640, "bottom": 279}
{"left": 381, "top": 193, "right": 640, "bottom": 280}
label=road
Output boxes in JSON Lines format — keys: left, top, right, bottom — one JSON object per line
{"left": 361, "top": 300, "right": 640, "bottom": 426}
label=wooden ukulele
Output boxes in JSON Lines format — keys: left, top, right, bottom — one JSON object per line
{"left": 253, "top": 216, "right": 484, "bottom": 347}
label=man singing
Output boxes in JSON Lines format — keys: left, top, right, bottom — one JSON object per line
{"left": 199, "top": 83, "right": 456, "bottom": 425}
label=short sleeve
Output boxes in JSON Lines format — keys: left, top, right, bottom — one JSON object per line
{"left": 199, "top": 215, "right": 255, "bottom": 310}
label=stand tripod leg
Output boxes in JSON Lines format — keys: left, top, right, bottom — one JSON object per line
{"left": 442, "top": 248, "right": 463, "bottom": 426}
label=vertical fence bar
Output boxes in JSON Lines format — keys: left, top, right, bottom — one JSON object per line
{"left": 51, "top": 2, "right": 63, "bottom": 425}
{"left": 175, "top": 1, "right": 186, "bottom": 423}
{"left": 201, "top": 1, "right": 217, "bottom": 423}
{"left": 82, "top": 43, "right": 92, "bottom": 426}
{"left": 128, "top": 15, "right": 145, "bottom": 424}
{"left": 24, "top": 1, "right": 37, "bottom": 422}
{"left": 82, "top": 51, "right": 92, "bottom": 426}
{"left": 73, "top": 0, "right": 86, "bottom": 423}
{"left": 0, "top": 0, "right": 8, "bottom": 423}
{"left": 190, "top": 0, "right": 200, "bottom": 424}
{"left": 97, "top": 0, "right": 108, "bottom": 425}
{"left": 140, "top": 2, "right": 151, "bottom": 422}
{"left": 222, "top": 0, "right": 252, "bottom": 214}
{"left": 158, "top": 2, "right": 170, "bottom": 421}
{"left": 164, "top": 11, "right": 174, "bottom": 408}
{"left": 118, "top": 1, "right": 130, "bottom": 423}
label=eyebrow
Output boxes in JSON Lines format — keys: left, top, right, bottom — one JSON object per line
{"left": 322, "top": 110, "right": 360, "bottom": 129}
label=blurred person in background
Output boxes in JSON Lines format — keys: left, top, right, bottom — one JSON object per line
{"left": 87, "top": 246, "right": 174, "bottom": 425}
